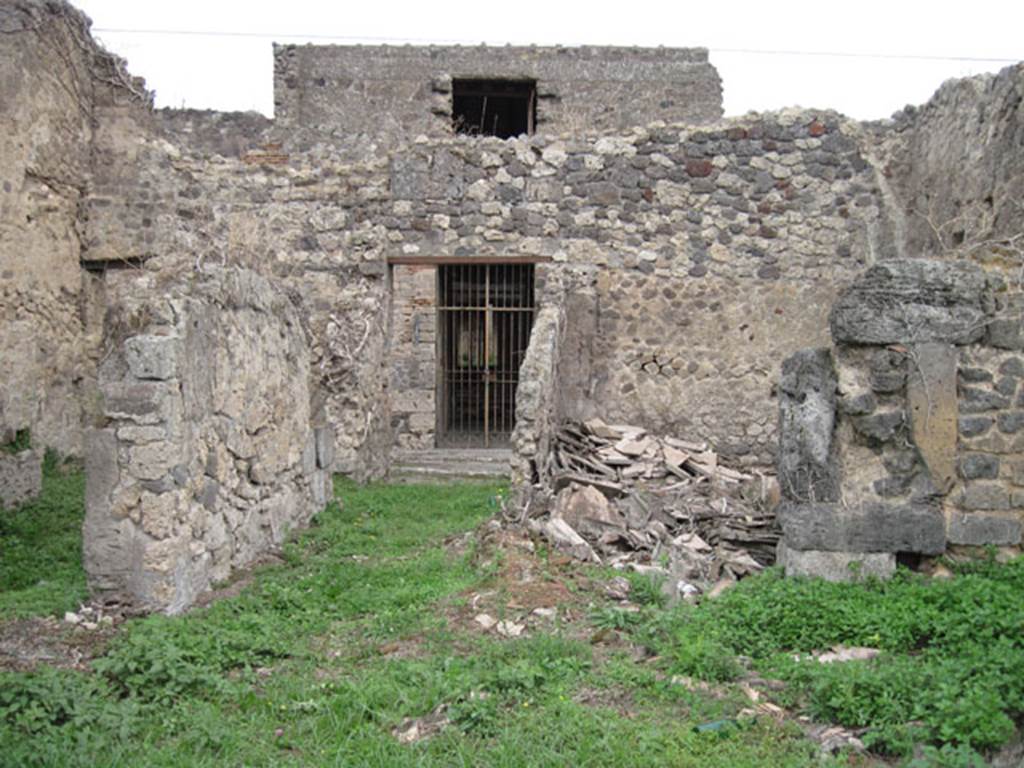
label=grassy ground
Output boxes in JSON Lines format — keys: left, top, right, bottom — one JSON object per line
{"left": 1, "top": 470, "right": 1021, "bottom": 767}
{"left": 0, "top": 456, "right": 88, "bottom": 618}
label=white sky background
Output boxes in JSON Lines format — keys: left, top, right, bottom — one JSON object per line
{"left": 74, "top": 0, "right": 1024, "bottom": 121}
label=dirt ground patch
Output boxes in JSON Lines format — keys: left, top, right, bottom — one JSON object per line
{"left": 0, "top": 615, "right": 116, "bottom": 672}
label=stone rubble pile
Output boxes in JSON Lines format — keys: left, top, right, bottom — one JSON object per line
{"left": 62, "top": 603, "right": 117, "bottom": 631}
{"left": 524, "top": 419, "right": 780, "bottom": 599}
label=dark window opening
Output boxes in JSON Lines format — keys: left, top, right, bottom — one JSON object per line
{"left": 452, "top": 79, "right": 536, "bottom": 138}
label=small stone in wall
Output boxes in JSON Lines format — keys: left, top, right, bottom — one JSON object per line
{"left": 960, "top": 387, "right": 1011, "bottom": 414}
{"left": 852, "top": 410, "right": 904, "bottom": 444}
{"left": 959, "top": 483, "right": 1010, "bottom": 511}
{"left": 959, "top": 453, "right": 1000, "bottom": 480}
{"left": 997, "top": 411, "right": 1024, "bottom": 434}
{"left": 959, "top": 416, "right": 993, "bottom": 438}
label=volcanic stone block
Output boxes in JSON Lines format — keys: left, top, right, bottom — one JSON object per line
{"left": 959, "top": 483, "right": 1010, "bottom": 511}
{"left": 852, "top": 409, "right": 905, "bottom": 443}
{"left": 959, "top": 453, "right": 1000, "bottom": 480}
{"left": 777, "top": 541, "right": 896, "bottom": 582}
{"left": 778, "top": 349, "right": 840, "bottom": 503}
{"left": 830, "top": 259, "right": 992, "bottom": 346}
{"left": 907, "top": 343, "right": 958, "bottom": 491}
{"left": 947, "top": 512, "right": 1022, "bottom": 546}
{"left": 959, "top": 416, "right": 994, "bottom": 437}
{"left": 778, "top": 501, "right": 946, "bottom": 554}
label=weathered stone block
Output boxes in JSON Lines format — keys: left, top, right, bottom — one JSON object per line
{"left": 777, "top": 541, "right": 896, "bottom": 582}
{"left": 778, "top": 349, "right": 840, "bottom": 503}
{"left": 907, "top": 343, "right": 958, "bottom": 491}
{"left": 995, "top": 376, "right": 1019, "bottom": 397}
{"left": 870, "top": 349, "right": 907, "bottom": 393}
{"left": 103, "top": 381, "right": 172, "bottom": 423}
{"left": 778, "top": 501, "right": 946, "bottom": 554}
{"left": 986, "top": 317, "right": 1024, "bottom": 350}
{"left": 960, "top": 386, "right": 1011, "bottom": 414}
{"left": 959, "top": 453, "right": 1000, "bottom": 480}
{"left": 959, "top": 482, "right": 1010, "bottom": 511}
{"left": 830, "top": 260, "right": 992, "bottom": 346}
{"left": 839, "top": 392, "right": 876, "bottom": 416}
{"left": 960, "top": 366, "right": 994, "bottom": 383}
{"left": 998, "top": 411, "right": 1024, "bottom": 434}
{"left": 959, "top": 416, "right": 994, "bottom": 438}
{"left": 999, "top": 358, "right": 1024, "bottom": 377}
{"left": 124, "top": 335, "right": 179, "bottom": 381}
{"left": 947, "top": 512, "right": 1022, "bottom": 546}
{"left": 852, "top": 409, "right": 905, "bottom": 444}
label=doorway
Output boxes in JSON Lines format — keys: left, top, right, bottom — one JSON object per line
{"left": 437, "top": 263, "right": 535, "bottom": 447}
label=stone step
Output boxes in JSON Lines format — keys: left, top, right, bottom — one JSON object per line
{"left": 389, "top": 449, "right": 512, "bottom": 484}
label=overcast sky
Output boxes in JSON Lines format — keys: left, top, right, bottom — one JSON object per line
{"left": 75, "top": 0, "right": 1023, "bottom": 121}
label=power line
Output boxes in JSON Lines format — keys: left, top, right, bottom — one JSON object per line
{"left": 92, "top": 27, "right": 1022, "bottom": 64}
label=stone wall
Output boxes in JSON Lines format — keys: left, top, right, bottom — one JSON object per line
{"left": 0, "top": 449, "right": 42, "bottom": 511}
{"left": 274, "top": 45, "right": 723, "bottom": 141}
{"left": 382, "top": 111, "right": 894, "bottom": 465}
{"left": 0, "top": 0, "right": 145, "bottom": 457}
{"left": 510, "top": 265, "right": 573, "bottom": 497}
{"left": 84, "top": 267, "right": 331, "bottom": 614}
{"left": 388, "top": 265, "right": 439, "bottom": 449}
{"left": 82, "top": 96, "right": 896, "bottom": 472}
{"left": 871, "top": 64, "right": 1024, "bottom": 258}
{"left": 80, "top": 115, "right": 394, "bottom": 479}
{"left": 777, "top": 259, "right": 1023, "bottom": 580}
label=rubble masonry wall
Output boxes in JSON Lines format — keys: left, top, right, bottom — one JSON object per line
{"left": 778, "top": 259, "right": 1023, "bottom": 580}
{"left": 870, "top": 64, "right": 1024, "bottom": 258}
{"left": 83, "top": 116, "right": 394, "bottom": 480}
{"left": 273, "top": 45, "right": 723, "bottom": 141}
{"left": 84, "top": 268, "right": 332, "bottom": 614}
{"left": 384, "top": 112, "right": 895, "bottom": 465}
{"left": 0, "top": 1, "right": 102, "bottom": 456}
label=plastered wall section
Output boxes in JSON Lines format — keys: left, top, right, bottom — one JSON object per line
{"left": 83, "top": 268, "right": 332, "bottom": 614}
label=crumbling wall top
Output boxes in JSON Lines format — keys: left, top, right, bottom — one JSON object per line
{"left": 273, "top": 43, "right": 723, "bottom": 140}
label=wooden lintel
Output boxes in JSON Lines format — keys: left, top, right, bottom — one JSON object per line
{"left": 387, "top": 255, "right": 553, "bottom": 266}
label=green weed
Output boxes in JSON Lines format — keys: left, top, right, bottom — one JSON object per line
{"left": 635, "top": 562, "right": 1024, "bottom": 759}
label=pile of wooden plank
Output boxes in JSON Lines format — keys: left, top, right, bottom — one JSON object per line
{"left": 529, "top": 419, "right": 781, "bottom": 595}
{"left": 549, "top": 418, "right": 752, "bottom": 495}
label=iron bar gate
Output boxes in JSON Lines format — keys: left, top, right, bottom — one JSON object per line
{"left": 437, "top": 263, "right": 535, "bottom": 448}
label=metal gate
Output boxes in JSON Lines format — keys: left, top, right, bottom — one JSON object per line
{"left": 437, "top": 263, "right": 535, "bottom": 447}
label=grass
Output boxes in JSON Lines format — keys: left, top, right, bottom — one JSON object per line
{"left": 1, "top": 469, "right": 1022, "bottom": 767}
{"left": 0, "top": 454, "right": 88, "bottom": 618}
{"left": 633, "top": 561, "right": 1024, "bottom": 763}
{"left": 0, "top": 474, "right": 823, "bottom": 768}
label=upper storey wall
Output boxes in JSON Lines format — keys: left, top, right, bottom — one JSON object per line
{"left": 273, "top": 45, "right": 723, "bottom": 140}
{"left": 871, "top": 63, "right": 1024, "bottom": 258}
